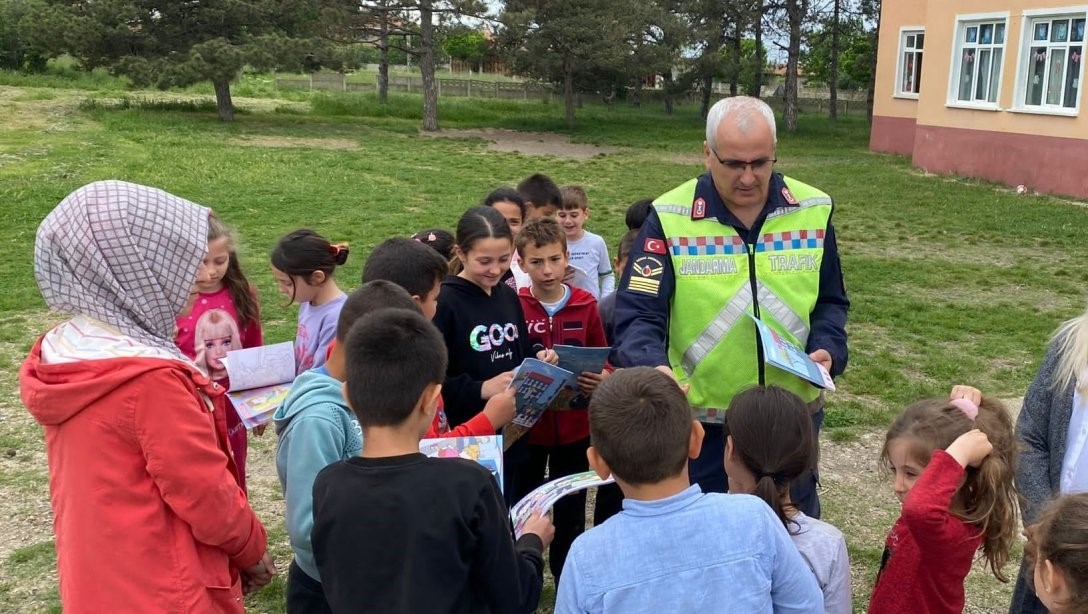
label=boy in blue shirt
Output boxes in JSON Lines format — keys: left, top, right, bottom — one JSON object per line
{"left": 556, "top": 367, "right": 823, "bottom": 613}
{"left": 274, "top": 280, "right": 419, "bottom": 613}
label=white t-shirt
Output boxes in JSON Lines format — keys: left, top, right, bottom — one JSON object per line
{"left": 790, "top": 512, "right": 852, "bottom": 614}
{"left": 567, "top": 231, "right": 614, "bottom": 299}
{"left": 1061, "top": 387, "right": 1088, "bottom": 494}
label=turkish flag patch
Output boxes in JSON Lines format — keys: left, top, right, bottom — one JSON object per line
{"left": 643, "top": 238, "right": 666, "bottom": 255}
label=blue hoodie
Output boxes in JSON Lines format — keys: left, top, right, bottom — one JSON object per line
{"left": 274, "top": 366, "right": 362, "bottom": 582}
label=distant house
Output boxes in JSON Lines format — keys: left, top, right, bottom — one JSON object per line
{"left": 870, "top": 1, "right": 1087, "bottom": 198}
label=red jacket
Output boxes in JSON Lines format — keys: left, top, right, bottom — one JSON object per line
{"left": 518, "top": 285, "right": 610, "bottom": 446}
{"left": 20, "top": 337, "right": 267, "bottom": 614}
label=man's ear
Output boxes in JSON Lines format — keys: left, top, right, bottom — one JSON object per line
{"left": 703, "top": 141, "right": 713, "bottom": 171}
{"left": 587, "top": 446, "right": 611, "bottom": 481}
{"left": 688, "top": 421, "right": 705, "bottom": 460}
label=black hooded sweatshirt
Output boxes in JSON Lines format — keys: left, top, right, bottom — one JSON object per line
{"left": 432, "top": 275, "right": 534, "bottom": 427}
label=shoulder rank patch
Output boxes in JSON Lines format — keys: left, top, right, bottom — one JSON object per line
{"left": 781, "top": 187, "right": 799, "bottom": 205}
{"left": 626, "top": 256, "right": 664, "bottom": 296}
{"left": 692, "top": 198, "right": 707, "bottom": 220}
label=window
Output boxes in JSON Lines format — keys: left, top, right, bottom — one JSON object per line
{"left": 898, "top": 29, "right": 924, "bottom": 96}
{"left": 951, "top": 18, "right": 1007, "bottom": 105}
{"left": 1021, "top": 15, "right": 1084, "bottom": 110}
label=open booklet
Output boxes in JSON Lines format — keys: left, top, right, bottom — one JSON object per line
{"left": 510, "top": 471, "right": 615, "bottom": 538}
{"left": 420, "top": 435, "right": 504, "bottom": 492}
{"left": 554, "top": 345, "right": 610, "bottom": 392}
{"left": 746, "top": 313, "right": 835, "bottom": 390}
{"left": 220, "top": 341, "right": 296, "bottom": 429}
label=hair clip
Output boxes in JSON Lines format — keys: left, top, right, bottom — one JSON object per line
{"left": 950, "top": 398, "right": 979, "bottom": 421}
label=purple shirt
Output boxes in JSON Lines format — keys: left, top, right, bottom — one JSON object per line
{"left": 295, "top": 294, "right": 346, "bottom": 374}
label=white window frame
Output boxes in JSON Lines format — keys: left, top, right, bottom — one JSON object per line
{"left": 1011, "top": 7, "right": 1086, "bottom": 116}
{"left": 947, "top": 12, "right": 1010, "bottom": 111}
{"left": 895, "top": 26, "right": 926, "bottom": 99}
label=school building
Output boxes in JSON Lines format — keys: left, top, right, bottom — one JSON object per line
{"left": 870, "top": 1, "right": 1087, "bottom": 198}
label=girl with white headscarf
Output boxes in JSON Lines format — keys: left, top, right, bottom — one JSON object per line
{"left": 20, "top": 181, "right": 274, "bottom": 613}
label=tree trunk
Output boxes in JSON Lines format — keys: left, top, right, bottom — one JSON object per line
{"left": 662, "top": 72, "right": 674, "bottom": 115}
{"left": 419, "top": 0, "right": 438, "bottom": 131}
{"left": 729, "top": 21, "right": 742, "bottom": 96}
{"left": 378, "top": 4, "right": 390, "bottom": 103}
{"left": 213, "top": 78, "right": 234, "bottom": 122}
{"left": 784, "top": 0, "right": 804, "bottom": 131}
{"left": 748, "top": 1, "right": 764, "bottom": 97}
{"left": 564, "top": 56, "right": 575, "bottom": 129}
{"left": 633, "top": 79, "right": 642, "bottom": 108}
{"left": 829, "top": 0, "right": 840, "bottom": 119}
{"left": 700, "top": 71, "right": 713, "bottom": 118}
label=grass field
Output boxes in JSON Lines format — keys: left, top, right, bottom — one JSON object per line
{"left": 1, "top": 74, "right": 1086, "bottom": 612}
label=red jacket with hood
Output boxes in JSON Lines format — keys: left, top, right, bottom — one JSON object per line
{"left": 518, "top": 285, "right": 610, "bottom": 446}
{"left": 21, "top": 331, "right": 267, "bottom": 614}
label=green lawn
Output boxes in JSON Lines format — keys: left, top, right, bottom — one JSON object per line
{"left": 0, "top": 78, "right": 1085, "bottom": 613}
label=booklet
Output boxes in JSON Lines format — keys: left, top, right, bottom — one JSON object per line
{"left": 501, "top": 358, "right": 576, "bottom": 449}
{"left": 510, "top": 471, "right": 616, "bottom": 538}
{"left": 221, "top": 341, "right": 297, "bottom": 429}
{"left": 420, "top": 435, "right": 504, "bottom": 492}
{"left": 746, "top": 313, "right": 835, "bottom": 391}
{"left": 554, "top": 345, "right": 610, "bottom": 392}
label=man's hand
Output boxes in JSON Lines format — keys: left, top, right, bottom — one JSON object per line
{"left": 654, "top": 365, "right": 690, "bottom": 394}
{"left": 808, "top": 349, "right": 833, "bottom": 373}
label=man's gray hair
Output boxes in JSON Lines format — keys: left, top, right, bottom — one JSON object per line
{"left": 705, "top": 96, "right": 777, "bottom": 150}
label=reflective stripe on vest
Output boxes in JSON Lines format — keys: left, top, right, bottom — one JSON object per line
{"left": 654, "top": 176, "right": 831, "bottom": 421}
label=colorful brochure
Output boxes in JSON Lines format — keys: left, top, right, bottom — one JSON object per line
{"left": 554, "top": 345, "right": 610, "bottom": 392}
{"left": 420, "top": 435, "right": 504, "bottom": 492}
{"left": 509, "top": 358, "right": 575, "bottom": 429}
{"left": 510, "top": 471, "right": 616, "bottom": 538}
{"left": 221, "top": 341, "right": 296, "bottom": 429}
{"left": 746, "top": 313, "right": 835, "bottom": 390}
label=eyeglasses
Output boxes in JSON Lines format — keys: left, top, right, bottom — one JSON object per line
{"left": 710, "top": 149, "right": 777, "bottom": 173}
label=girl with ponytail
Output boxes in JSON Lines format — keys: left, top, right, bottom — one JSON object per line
{"left": 723, "top": 386, "right": 852, "bottom": 614}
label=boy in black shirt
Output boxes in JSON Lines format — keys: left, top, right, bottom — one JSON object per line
{"left": 311, "top": 308, "right": 554, "bottom": 614}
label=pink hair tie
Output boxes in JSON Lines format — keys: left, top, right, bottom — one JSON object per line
{"left": 950, "top": 398, "right": 979, "bottom": 421}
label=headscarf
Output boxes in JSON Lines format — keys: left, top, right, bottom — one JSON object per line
{"left": 34, "top": 180, "right": 209, "bottom": 359}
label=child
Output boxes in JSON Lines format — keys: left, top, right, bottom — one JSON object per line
{"left": 1014, "top": 308, "right": 1088, "bottom": 613}
{"left": 1026, "top": 493, "right": 1088, "bottom": 613}
{"left": 557, "top": 185, "right": 614, "bottom": 299}
{"left": 274, "top": 280, "right": 416, "bottom": 614}
{"left": 483, "top": 187, "right": 527, "bottom": 236}
{"left": 517, "top": 173, "right": 562, "bottom": 219}
{"left": 311, "top": 308, "right": 555, "bottom": 613}
{"left": 22, "top": 181, "right": 272, "bottom": 612}
{"left": 270, "top": 229, "right": 349, "bottom": 374}
{"left": 410, "top": 228, "right": 455, "bottom": 262}
{"left": 722, "top": 386, "right": 851, "bottom": 614}
{"left": 175, "top": 212, "right": 263, "bottom": 489}
{"left": 483, "top": 187, "right": 529, "bottom": 290}
{"left": 515, "top": 217, "right": 610, "bottom": 582}
{"left": 361, "top": 237, "right": 517, "bottom": 438}
{"left": 555, "top": 367, "right": 823, "bottom": 613}
{"left": 625, "top": 198, "right": 654, "bottom": 230}
{"left": 432, "top": 206, "right": 556, "bottom": 499}
{"left": 598, "top": 229, "right": 638, "bottom": 346}
{"left": 869, "top": 387, "right": 1019, "bottom": 614}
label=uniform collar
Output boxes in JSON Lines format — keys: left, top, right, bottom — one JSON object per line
{"left": 692, "top": 172, "right": 794, "bottom": 231}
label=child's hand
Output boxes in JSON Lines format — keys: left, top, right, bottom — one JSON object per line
{"left": 481, "top": 371, "right": 514, "bottom": 399}
{"left": 242, "top": 552, "right": 277, "bottom": 594}
{"left": 654, "top": 365, "right": 690, "bottom": 395}
{"left": 536, "top": 348, "right": 559, "bottom": 365}
{"left": 522, "top": 510, "right": 556, "bottom": 548}
{"left": 252, "top": 424, "right": 267, "bottom": 437}
{"left": 577, "top": 370, "right": 609, "bottom": 396}
{"left": 483, "top": 387, "right": 516, "bottom": 428}
{"left": 950, "top": 385, "right": 982, "bottom": 406}
{"left": 946, "top": 429, "right": 993, "bottom": 468}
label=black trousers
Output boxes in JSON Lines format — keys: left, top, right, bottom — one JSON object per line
{"left": 286, "top": 560, "right": 333, "bottom": 614}
{"left": 512, "top": 437, "right": 591, "bottom": 582}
